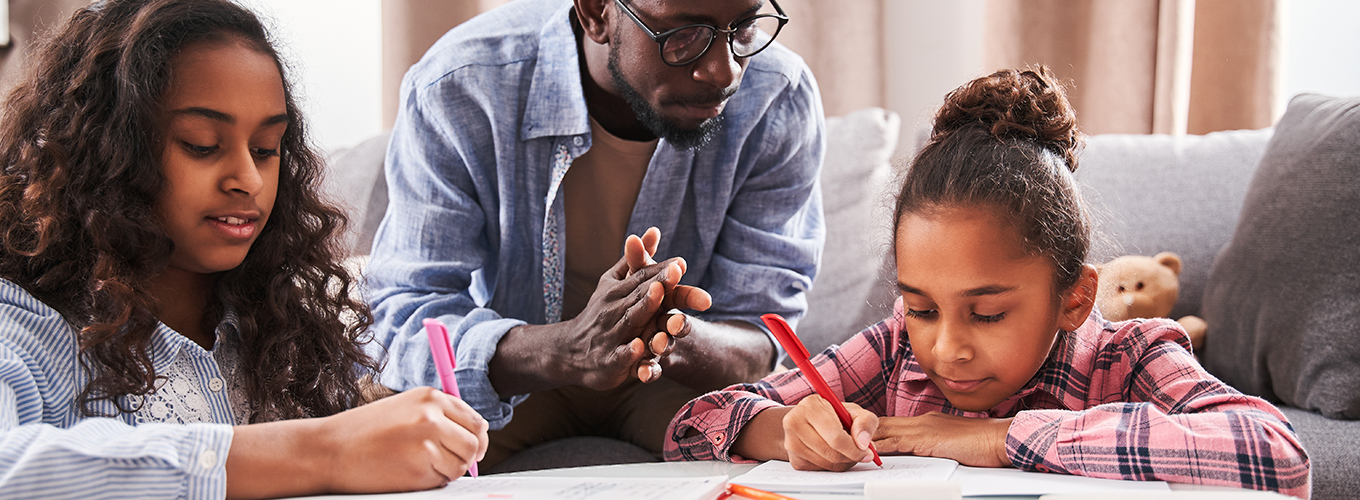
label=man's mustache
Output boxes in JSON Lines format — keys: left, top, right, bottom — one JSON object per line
{"left": 669, "top": 85, "right": 739, "bottom": 107}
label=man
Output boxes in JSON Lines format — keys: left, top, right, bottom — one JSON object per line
{"left": 367, "top": 0, "right": 824, "bottom": 469}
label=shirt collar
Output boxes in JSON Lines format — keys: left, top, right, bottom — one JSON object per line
{"left": 149, "top": 305, "right": 242, "bottom": 374}
{"left": 520, "top": 4, "right": 591, "bottom": 141}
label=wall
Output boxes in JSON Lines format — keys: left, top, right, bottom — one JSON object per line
{"left": 882, "top": 0, "right": 986, "bottom": 154}
{"left": 215, "top": 0, "right": 1360, "bottom": 155}
{"left": 241, "top": 0, "right": 383, "bottom": 154}
{"left": 1285, "top": 0, "right": 1360, "bottom": 100}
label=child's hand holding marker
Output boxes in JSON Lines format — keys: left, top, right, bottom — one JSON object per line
{"left": 782, "top": 395, "right": 881, "bottom": 471}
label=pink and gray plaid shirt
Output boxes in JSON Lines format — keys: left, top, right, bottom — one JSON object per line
{"left": 664, "top": 298, "right": 1311, "bottom": 498}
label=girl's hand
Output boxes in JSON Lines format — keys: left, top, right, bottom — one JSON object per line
{"left": 872, "top": 412, "right": 1013, "bottom": 467}
{"left": 317, "top": 387, "right": 489, "bottom": 493}
{"left": 782, "top": 395, "right": 879, "bottom": 471}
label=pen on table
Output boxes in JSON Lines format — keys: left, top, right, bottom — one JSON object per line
{"left": 725, "top": 483, "right": 799, "bottom": 500}
{"left": 424, "top": 317, "right": 479, "bottom": 478}
{"left": 761, "top": 313, "right": 883, "bottom": 467}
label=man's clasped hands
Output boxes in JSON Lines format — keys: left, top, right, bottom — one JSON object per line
{"left": 569, "top": 226, "right": 712, "bottom": 388}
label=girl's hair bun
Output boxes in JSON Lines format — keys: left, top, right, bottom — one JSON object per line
{"left": 931, "top": 66, "right": 1081, "bottom": 172}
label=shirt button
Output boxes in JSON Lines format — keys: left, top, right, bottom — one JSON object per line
{"left": 199, "top": 449, "right": 219, "bottom": 469}
{"left": 208, "top": 378, "right": 224, "bottom": 392}
{"left": 713, "top": 433, "right": 725, "bottom": 445}
{"left": 572, "top": 136, "right": 584, "bottom": 146}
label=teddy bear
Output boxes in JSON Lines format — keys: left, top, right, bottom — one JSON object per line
{"left": 1094, "top": 252, "right": 1208, "bottom": 354}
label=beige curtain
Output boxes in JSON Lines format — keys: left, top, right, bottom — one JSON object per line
{"left": 1186, "top": 0, "right": 1284, "bottom": 135}
{"left": 769, "top": 0, "right": 883, "bottom": 117}
{"left": 984, "top": 0, "right": 1283, "bottom": 135}
{"left": 379, "top": 0, "right": 1283, "bottom": 135}
{"left": 381, "top": 0, "right": 510, "bottom": 126}
{"left": 379, "top": 0, "right": 882, "bottom": 124}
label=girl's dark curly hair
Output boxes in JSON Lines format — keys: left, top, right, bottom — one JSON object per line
{"left": 0, "top": 0, "right": 378, "bottom": 421}
{"left": 894, "top": 66, "right": 1091, "bottom": 293}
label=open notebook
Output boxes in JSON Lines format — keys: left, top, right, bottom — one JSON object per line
{"left": 288, "top": 475, "right": 729, "bottom": 500}
{"left": 732, "top": 456, "right": 1172, "bottom": 496}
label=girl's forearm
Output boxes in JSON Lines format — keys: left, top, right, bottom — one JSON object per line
{"left": 730, "top": 406, "right": 793, "bottom": 462}
{"left": 225, "top": 419, "right": 331, "bottom": 499}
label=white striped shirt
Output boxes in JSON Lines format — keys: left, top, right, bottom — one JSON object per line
{"left": 0, "top": 279, "right": 240, "bottom": 499}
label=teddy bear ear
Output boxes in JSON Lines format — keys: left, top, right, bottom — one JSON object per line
{"left": 1154, "top": 252, "right": 1182, "bottom": 276}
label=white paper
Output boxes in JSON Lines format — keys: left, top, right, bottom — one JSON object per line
{"left": 732, "top": 458, "right": 1172, "bottom": 497}
{"left": 951, "top": 465, "right": 1170, "bottom": 496}
{"left": 732, "top": 456, "right": 959, "bottom": 492}
{"left": 285, "top": 475, "right": 729, "bottom": 500}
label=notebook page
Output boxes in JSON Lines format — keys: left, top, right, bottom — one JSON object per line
{"left": 284, "top": 475, "right": 729, "bottom": 500}
{"left": 731, "top": 456, "right": 959, "bottom": 492}
{"left": 952, "top": 466, "right": 1170, "bottom": 496}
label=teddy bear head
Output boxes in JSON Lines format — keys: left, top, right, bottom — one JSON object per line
{"left": 1094, "top": 252, "right": 1182, "bottom": 322}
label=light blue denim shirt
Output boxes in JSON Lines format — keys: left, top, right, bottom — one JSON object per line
{"left": 0, "top": 279, "right": 238, "bottom": 499}
{"left": 366, "top": 0, "right": 826, "bottom": 429}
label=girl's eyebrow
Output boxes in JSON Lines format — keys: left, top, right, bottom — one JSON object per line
{"left": 171, "top": 107, "right": 289, "bottom": 127}
{"left": 897, "top": 282, "right": 926, "bottom": 296}
{"left": 960, "top": 285, "right": 1015, "bottom": 297}
{"left": 897, "top": 282, "right": 1015, "bottom": 298}
{"left": 172, "top": 107, "right": 234, "bottom": 124}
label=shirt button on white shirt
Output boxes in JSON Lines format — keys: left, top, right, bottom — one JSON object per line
{"left": 208, "top": 377, "right": 224, "bottom": 392}
{"left": 199, "top": 449, "right": 219, "bottom": 469}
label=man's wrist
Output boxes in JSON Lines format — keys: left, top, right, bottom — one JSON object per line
{"left": 490, "top": 322, "right": 576, "bottom": 395}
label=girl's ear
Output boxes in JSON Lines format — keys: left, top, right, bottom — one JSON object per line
{"left": 575, "top": 0, "right": 613, "bottom": 44}
{"left": 1059, "top": 264, "right": 1099, "bottom": 331}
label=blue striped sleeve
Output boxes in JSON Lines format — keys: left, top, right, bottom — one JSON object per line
{"left": 0, "top": 420, "right": 232, "bottom": 499}
{"left": 0, "top": 278, "right": 235, "bottom": 499}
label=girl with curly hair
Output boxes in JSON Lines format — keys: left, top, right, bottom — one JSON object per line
{"left": 664, "top": 67, "right": 1311, "bottom": 498}
{"left": 0, "top": 0, "right": 487, "bottom": 497}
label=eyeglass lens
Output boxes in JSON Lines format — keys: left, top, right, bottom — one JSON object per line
{"left": 661, "top": 16, "right": 782, "bottom": 65}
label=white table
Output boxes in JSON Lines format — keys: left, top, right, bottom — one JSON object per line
{"left": 503, "top": 461, "right": 1259, "bottom": 500}
{"left": 506, "top": 461, "right": 1024, "bottom": 499}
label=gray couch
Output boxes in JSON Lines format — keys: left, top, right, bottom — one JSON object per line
{"left": 328, "top": 103, "right": 1358, "bottom": 497}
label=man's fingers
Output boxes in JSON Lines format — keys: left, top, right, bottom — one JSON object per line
{"left": 636, "top": 357, "right": 662, "bottom": 383}
{"left": 617, "top": 257, "right": 679, "bottom": 292}
{"left": 642, "top": 227, "right": 660, "bottom": 257}
{"left": 624, "top": 234, "right": 654, "bottom": 274}
{"left": 624, "top": 281, "right": 665, "bottom": 330}
{"left": 649, "top": 331, "right": 672, "bottom": 356}
{"left": 664, "top": 313, "right": 692, "bottom": 339}
{"left": 613, "top": 337, "right": 648, "bottom": 371}
{"left": 662, "top": 285, "right": 712, "bottom": 312}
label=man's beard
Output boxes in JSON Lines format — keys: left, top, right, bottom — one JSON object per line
{"left": 607, "top": 47, "right": 729, "bottom": 151}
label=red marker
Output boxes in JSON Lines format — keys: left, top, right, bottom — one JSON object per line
{"left": 761, "top": 313, "right": 883, "bottom": 467}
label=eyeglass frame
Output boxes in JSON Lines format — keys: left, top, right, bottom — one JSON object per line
{"left": 613, "top": 0, "right": 789, "bottom": 67}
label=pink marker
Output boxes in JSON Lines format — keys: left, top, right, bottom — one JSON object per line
{"left": 424, "top": 318, "right": 478, "bottom": 478}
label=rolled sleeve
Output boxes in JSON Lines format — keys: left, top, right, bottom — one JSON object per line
{"left": 367, "top": 68, "right": 532, "bottom": 427}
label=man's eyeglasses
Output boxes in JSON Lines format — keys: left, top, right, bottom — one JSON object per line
{"left": 614, "top": 0, "right": 789, "bottom": 67}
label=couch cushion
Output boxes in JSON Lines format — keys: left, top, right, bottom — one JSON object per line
{"left": 1202, "top": 94, "right": 1360, "bottom": 419}
{"left": 797, "top": 107, "right": 901, "bottom": 357}
{"left": 324, "top": 131, "right": 393, "bottom": 256}
{"left": 1277, "top": 407, "right": 1360, "bottom": 500}
{"left": 1076, "top": 128, "right": 1273, "bottom": 319}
